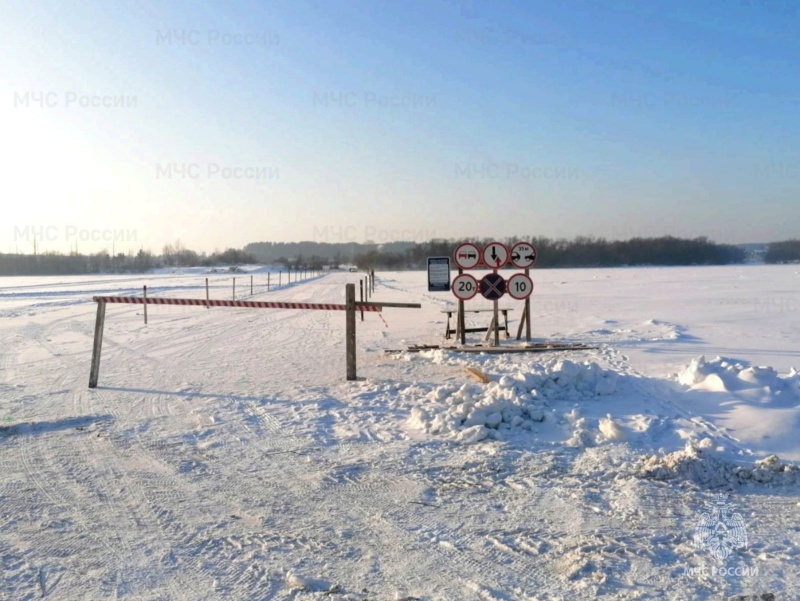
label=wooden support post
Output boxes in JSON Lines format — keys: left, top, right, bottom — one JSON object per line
{"left": 250, "top": 275, "right": 253, "bottom": 295}
{"left": 360, "top": 280, "right": 364, "bottom": 321}
{"left": 143, "top": 285, "right": 148, "bottom": 325}
{"left": 267, "top": 272, "right": 270, "bottom": 291}
{"left": 346, "top": 283, "right": 357, "bottom": 381}
{"left": 371, "top": 269, "right": 375, "bottom": 294}
{"left": 493, "top": 299, "right": 500, "bottom": 347}
{"left": 205, "top": 278, "right": 210, "bottom": 309}
{"left": 485, "top": 314, "right": 496, "bottom": 343}
{"left": 279, "top": 271, "right": 282, "bottom": 286}
{"left": 525, "top": 278, "right": 531, "bottom": 342}
{"left": 233, "top": 277, "right": 236, "bottom": 300}
{"left": 516, "top": 306, "right": 527, "bottom": 340}
{"left": 458, "top": 267, "right": 466, "bottom": 345}
{"left": 88, "top": 300, "right": 106, "bottom": 388}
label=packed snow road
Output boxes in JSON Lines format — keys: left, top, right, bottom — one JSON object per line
{"left": 1, "top": 266, "right": 799, "bottom": 600}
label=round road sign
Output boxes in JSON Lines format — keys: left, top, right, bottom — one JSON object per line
{"left": 482, "top": 242, "right": 509, "bottom": 269}
{"left": 480, "top": 273, "right": 506, "bottom": 300}
{"left": 452, "top": 274, "right": 479, "bottom": 300}
{"left": 454, "top": 242, "right": 481, "bottom": 270}
{"left": 510, "top": 242, "right": 537, "bottom": 269}
{"left": 507, "top": 273, "right": 534, "bottom": 300}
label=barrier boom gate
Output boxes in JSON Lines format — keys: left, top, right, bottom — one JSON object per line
{"left": 88, "top": 283, "right": 420, "bottom": 387}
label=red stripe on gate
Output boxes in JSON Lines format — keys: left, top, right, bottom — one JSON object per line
{"left": 91, "top": 296, "right": 382, "bottom": 312}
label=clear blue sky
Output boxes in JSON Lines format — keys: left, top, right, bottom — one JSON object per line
{"left": 2, "top": 0, "right": 798, "bottom": 253}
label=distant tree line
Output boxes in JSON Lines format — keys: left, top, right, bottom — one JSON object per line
{"left": 0, "top": 241, "right": 256, "bottom": 276}
{"left": 1, "top": 235, "right": 757, "bottom": 276}
{"left": 352, "top": 236, "right": 746, "bottom": 269}
{"left": 764, "top": 240, "right": 800, "bottom": 264}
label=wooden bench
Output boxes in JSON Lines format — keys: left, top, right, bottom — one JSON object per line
{"left": 442, "top": 308, "right": 513, "bottom": 340}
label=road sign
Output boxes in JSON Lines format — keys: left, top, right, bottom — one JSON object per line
{"left": 482, "top": 242, "right": 509, "bottom": 269}
{"left": 452, "top": 274, "right": 479, "bottom": 300}
{"left": 454, "top": 242, "right": 481, "bottom": 270}
{"left": 480, "top": 273, "right": 506, "bottom": 300}
{"left": 510, "top": 242, "right": 537, "bottom": 269}
{"left": 427, "top": 257, "right": 451, "bottom": 292}
{"left": 507, "top": 273, "right": 533, "bottom": 299}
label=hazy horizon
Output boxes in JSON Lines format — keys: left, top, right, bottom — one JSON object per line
{"left": 2, "top": 1, "right": 799, "bottom": 254}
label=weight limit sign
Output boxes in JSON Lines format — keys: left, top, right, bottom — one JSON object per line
{"left": 507, "top": 273, "right": 534, "bottom": 300}
{"left": 452, "top": 274, "right": 479, "bottom": 301}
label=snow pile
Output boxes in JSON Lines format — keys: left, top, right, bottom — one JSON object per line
{"left": 637, "top": 443, "right": 800, "bottom": 488}
{"left": 677, "top": 355, "right": 800, "bottom": 399}
{"left": 407, "top": 359, "right": 619, "bottom": 444}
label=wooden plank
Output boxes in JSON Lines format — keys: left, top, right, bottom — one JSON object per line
{"left": 465, "top": 367, "right": 491, "bottom": 384}
{"left": 441, "top": 308, "right": 514, "bottom": 313}
{"left": 356, "top": 301, "right": 422, "bottom": 309}
{"left": 384, "top": 343, "right": 597, "bottom": 354}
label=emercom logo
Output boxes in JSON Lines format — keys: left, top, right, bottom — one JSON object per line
{"left": 693, "top": 493, "right": 748, "bottom": 561}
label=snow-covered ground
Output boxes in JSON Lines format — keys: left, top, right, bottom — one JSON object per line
{"left": 1, "top": 265, "right": 799, "bottom": 600}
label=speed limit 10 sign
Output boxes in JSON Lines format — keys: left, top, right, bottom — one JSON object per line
{"left": 507, "top": 273, "right": 534, "bottom": 300}
{"left": 452, "top": 274, "right": 479, "bottom": 300}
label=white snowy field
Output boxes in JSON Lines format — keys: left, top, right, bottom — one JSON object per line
{"left": 1, "top": 265, "right": 799, "bottom": 600}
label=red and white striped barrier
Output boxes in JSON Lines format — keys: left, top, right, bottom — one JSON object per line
{"left": 91, "top": 296, "right": 382, "bottom": 312}
{"left": 88, "top": 285, "right": 420, "bottom": 388}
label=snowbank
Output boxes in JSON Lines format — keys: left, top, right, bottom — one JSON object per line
{"left": 407, "top": 359, "right": 619, "bottom": 444}
{"left": 637, "top": 444, "right": 800, "bottom": 488}
{"left": 677, "top": 355, "right": 800, "bottom": 400}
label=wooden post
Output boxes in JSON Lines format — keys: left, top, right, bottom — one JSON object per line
{"left": 525, "top": 267, "right": 532, "bottom": 342}
{"left": 346, "top": 283, "right": 357, "bottom": 381}
{"left": 458, "top": 267, "right": 466, "bottom": 345}
{"left": 359, "top": 280, "right": 364, "bottom": 321}
{"left": 371, "top": 269, "right": 375, "bottom": 294}
{"left": 233, "top": 277, "right": 235, "bottom": 300}
{"left": 205, "top": 278, "right": 210, "bottom": 309}
{"left": 492, "top": 267, "right": 500, "bottom": 347}
{"left": 143, "top": 285, "right": 148, "bottom": 325}
{"left": 250, "top": 275, "right": 253, "bottom": 295}
{"left": 267, "top": 272, "right": 270, "bottom": 291}
{"left": 88, "top": 300, "right": 106, "bottom": 388}
{"left": 279, "top": 271, "right": 282, "bottom": 286}
{"left": 516, "top": 307, "right": 527, "bottom": 340}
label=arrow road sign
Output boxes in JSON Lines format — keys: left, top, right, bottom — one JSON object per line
{"left": 510, "top": 242, "right": 537, "bottom": 269}
{"left": 480, "top": 273, "right": 506, "bottom": 300}
{"left": 452, "top": 273, "right": 479, "bottom": 300}
{"left": 454, "top": 242, "right": 482, "bottom": 270}
{"left": 482, "top": 242, "right": 509, "bottom": 269}
{"left": 507, "top": 273, "right": 534, "bottom": 300}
